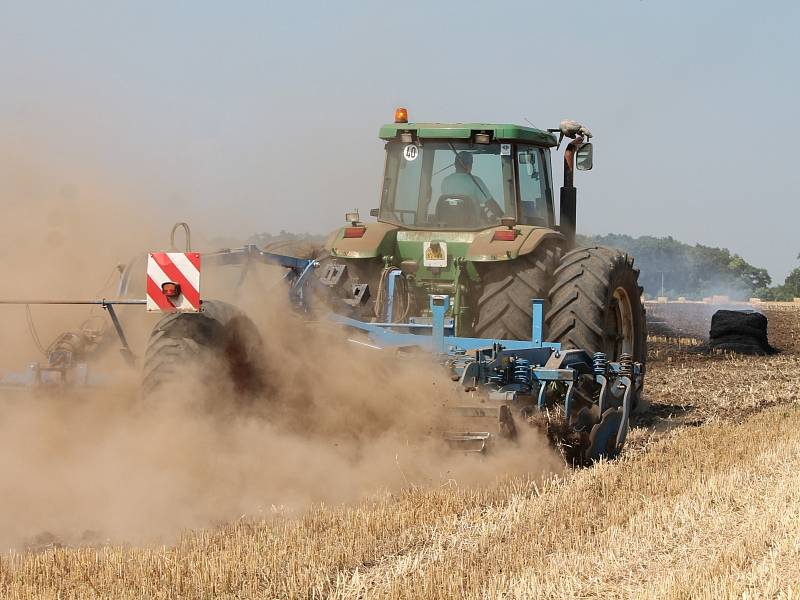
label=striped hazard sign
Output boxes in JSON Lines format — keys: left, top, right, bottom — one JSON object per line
{"left": 146, "top": 252, "right": 201, "bottom": 312}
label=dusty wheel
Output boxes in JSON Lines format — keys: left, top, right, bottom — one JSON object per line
{"left": 546, "top": 246, "right": 647, "bottom": 369}
{"left": 473, "top": 244, "right": 562, "bottom": 340}
{"left": 141, "top": 300, "right": 266, "bottom": 403}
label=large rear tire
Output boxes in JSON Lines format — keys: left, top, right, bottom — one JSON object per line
{"left": 473, "top": 244, "right": 562, "bottom": 340}
{"left": 545, "top": 246, "right": 647, "bottom": 368}
{"left": 141, "top": 300, "right": 266, "bottom": 403}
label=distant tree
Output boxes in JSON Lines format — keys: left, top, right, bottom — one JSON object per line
{"left": 579, "top": 234, "right": 771, "bottom": 300}
{"left": 782, "top": 267, "right": 800, "bottom": 299}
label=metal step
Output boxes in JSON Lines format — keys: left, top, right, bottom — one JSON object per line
{"left": 443, "top": 431, "right": 492, "bottom": 453}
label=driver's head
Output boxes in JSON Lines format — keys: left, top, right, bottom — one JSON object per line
{"left": 455, "top": 151, "right": 473, "bottom": 173}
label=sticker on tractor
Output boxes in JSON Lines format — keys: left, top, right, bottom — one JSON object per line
{"left": 403, "top": 144, "right": 419, "bottom": 161}
{"left": 146, "top": 252, "right": 201, "bottom": 312}
{"left": 500, "top": 143, "right": 511, "bottom": 155}
{"left": 423, "top": 242, "right": 447, "bottom": 268}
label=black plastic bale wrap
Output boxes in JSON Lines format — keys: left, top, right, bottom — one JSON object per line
{"left": 708, "top": 309, "right": 777, "bottom": 355}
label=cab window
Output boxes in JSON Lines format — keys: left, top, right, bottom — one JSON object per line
{"left": 379, "top": 141, "right": 516, "bottom": 230}
{"left": 516, "top": 146, "right": 550, "bottom": 226}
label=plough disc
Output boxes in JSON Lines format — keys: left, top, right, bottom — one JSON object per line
{"left": 586, "top": 407, "right": 623, "bottom": 461}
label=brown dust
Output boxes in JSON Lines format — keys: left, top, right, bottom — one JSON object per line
{"left": 0, "top": 172, "right": 563, "bottom": 552}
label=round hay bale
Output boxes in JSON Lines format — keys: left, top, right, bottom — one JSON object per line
{"left": 708, "top": 309, "right": 776, "bottom": 355}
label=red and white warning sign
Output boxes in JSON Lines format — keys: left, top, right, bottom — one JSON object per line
{"left": 146, "top": 252, "right": 201, "bottom": 312}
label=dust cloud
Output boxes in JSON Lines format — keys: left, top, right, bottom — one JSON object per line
{"left": 0, "top": 153, "right": 563, "bottom": 552}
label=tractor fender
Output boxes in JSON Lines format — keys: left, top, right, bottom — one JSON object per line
{"left": 326, "top": 222, "right": 399, "bottom": 259}
{"left": 466, "top": 226, "right": 565, "bottom": 261}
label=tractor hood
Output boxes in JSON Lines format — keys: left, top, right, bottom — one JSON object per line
{"left": 466, "top": 226, "right": 564, "bottom": 261}
{"left": 326, "top": 222, "right": 399, "bottom": 258}
{"left": 326, "top": 222, "right": 564, "bottom": 264}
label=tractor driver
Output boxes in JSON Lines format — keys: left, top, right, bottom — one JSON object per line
{"left": 441, "top": 151, "right": 504, "bottom": 221}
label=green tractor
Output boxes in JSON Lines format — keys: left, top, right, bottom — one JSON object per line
{"left": 308, "top": 108, "right": 646, "bottom": 370}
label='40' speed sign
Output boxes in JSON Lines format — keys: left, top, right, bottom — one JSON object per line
{"left": 403, "top": 145, "right": 419, "bottom": 161}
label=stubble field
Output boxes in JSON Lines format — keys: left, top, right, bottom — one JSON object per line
{"left": 2, "top": 307, "right": 800, "bottom": 599}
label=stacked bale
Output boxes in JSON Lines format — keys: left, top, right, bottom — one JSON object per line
{"left": 708, "top": 310, "right": 776, "bottom": 355}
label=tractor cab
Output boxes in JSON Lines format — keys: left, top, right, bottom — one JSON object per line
{"left": 376, "top": 110, "right": 569, "bottom": 232}
{"left": 321, "top": 108, "right": 596, "bottom": 339}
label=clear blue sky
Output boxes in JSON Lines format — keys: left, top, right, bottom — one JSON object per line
{"left": 1, "top": 1, "right": 798, "bottom": 280}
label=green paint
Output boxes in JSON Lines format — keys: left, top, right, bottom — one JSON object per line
{"left": 379, "top": 122, "right": 557, "bottom": 147}
{"left": 395, "top": 240, "right": 469, "bottom": 281}
{"left": 392, "top": 232, "right": 481, "bottom": 334}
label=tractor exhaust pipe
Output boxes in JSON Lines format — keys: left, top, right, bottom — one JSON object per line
{"left": 559, "top": 135, "right": 583, "bottom": 251}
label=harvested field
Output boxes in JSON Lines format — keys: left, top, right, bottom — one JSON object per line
{"left": 647, "top": 302, "right": 800, "bottom": 355}
{"left": 646, "top": 302, "right": 719, "bottom": 341}
{"left": 2, "top": 309, "right": 800, "bottom": 599}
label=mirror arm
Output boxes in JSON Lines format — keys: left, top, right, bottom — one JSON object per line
{"left": 562, "top": 134, "right": 583, "bottom": 189}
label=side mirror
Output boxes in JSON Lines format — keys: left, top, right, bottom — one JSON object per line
{"left": 369, "top": 208, "right": 379, "bottom": 217}
{"left": 576, "top": 143, "right": 593, "bottom": 171}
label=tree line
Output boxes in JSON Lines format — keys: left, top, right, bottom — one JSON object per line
{"left": 579, "top": 233, "right": 800, "bottom": 301}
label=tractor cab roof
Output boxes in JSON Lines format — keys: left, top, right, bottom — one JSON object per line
{"left": 379, "top": 122, "right": 557, "bottom": 147}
